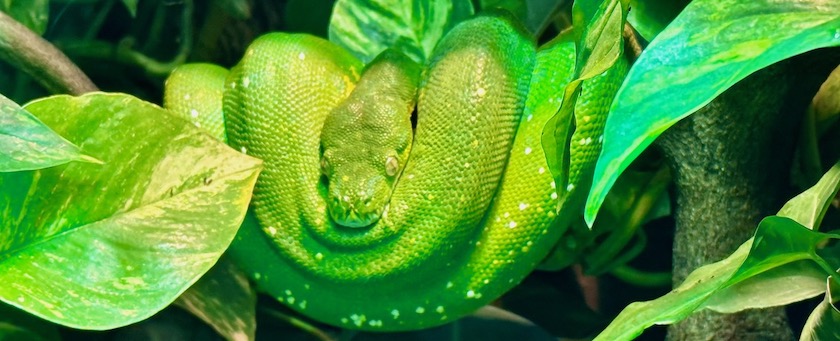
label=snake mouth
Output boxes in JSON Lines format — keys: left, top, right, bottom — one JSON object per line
{"left": 327, "top": 196, "right": 382, "bottom": 228}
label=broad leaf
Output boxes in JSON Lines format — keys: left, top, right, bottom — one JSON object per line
{"left": 594, "top": 217, "right": 840, "bottom": 340}
{"left": 0, "top": 93, "right": 262, "bottom": 329}
{"left": 0, "top": 93, "right": 98, "bottom": 172}
{"left": 328, "top": 0, "right": 474, "bottom": 64}
{"left": 800, "top": 278, "right": 840, "bottom": 341}
{"left": 702, "top": 260, "right": 827, "bottom": 314}
{"left": 175, "top": 257, "right": 256, "bottom": 341}
{"left": 586, "top": 0, "right": 840, "bottom": 225}
{"left": 595, "top": 162, "right": 840, "bottom": 339}
{"left": 0, "top": 0, "right": 48, "bottom": 35}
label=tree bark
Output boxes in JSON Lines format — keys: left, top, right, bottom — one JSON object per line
{"left": 658, "top": 49, "right": 840, "bottom": 340}
{"left": 657, "top": 63, "right": 796, "bottom": 341}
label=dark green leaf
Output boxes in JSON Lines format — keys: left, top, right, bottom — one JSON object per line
{"left": 0, "top": 93, "right": 262, "bottom": 329}
{"left": 801, "top": 278, "right": 840, "bottom": 341}
{"left": 626, "top": 0, "right": 689, "bottom": 41}
{"left": 328, "top": 0, "right": 474, "bottom": 64}
{"left": 0, "top": 0, "right": 48, "bottom": 35}
{"left": 594, "top": 216, "right": 840, "bottom": 340}
{"left": 702, "top": 260, "right": 826, "bottom": 314}
{"left": 175, "top": 257, "right": 256, "bottom": 341}
{"left": 477, "top": 0, "right": 564, "bottom": 36}
{"left": 120, "top": 0, "right": 138, "bottom": 17}
{"left": 0, "top": 93, "right": 98, "bottom": 172}
{"left": 586, "top": 0, "right": 840, "bottom": 225}
{"left": 593, "top": 239, "right": 749, "bottom": 340}
{"left": 541, "top": 0, "right": 628, "bottom": 203}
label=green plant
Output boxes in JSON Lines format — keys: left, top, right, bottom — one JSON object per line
{"left": 1, "top": 0, "right": 839, "bottom": 340}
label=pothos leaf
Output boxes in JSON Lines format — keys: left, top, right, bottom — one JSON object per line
{"left": 585, "top": 0, "right": 840, "bottom": 225}
{"left": 0, "top": 93, "right": 98, "bottom": 172}
{"left": 328, "top": 0, "right": 474, "bottom": 64}
{"left": 0, "top": 93, "right": 261, "bottom": 329}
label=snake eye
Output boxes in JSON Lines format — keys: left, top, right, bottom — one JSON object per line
{"left": 385, "top": 155, "right": 399, "bottom": 177}
{"left": 320, "top": 157, "right": 330, "bottom": 175}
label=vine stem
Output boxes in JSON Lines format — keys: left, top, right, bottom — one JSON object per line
{"left": 57, "top": 0, "right": 194, "bottom": 77}
{"left": 0, "top": 10, "right": 98, "bottom": 95}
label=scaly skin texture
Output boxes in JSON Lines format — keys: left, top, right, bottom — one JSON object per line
{"left": 163, "top": 63, "right": 229, "bottom": 141}
{"left": 163, "top": 15, "right": 624, "bottom": 331}
{"left": 320, "top": 49, "right": 420, "bottom": 228}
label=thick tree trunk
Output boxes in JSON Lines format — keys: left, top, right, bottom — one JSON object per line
{"left": 657, "top": 63, "right": 796, "bottom": 341}
{"left": 657, "top": 48, "right": 840, "bottom": 340}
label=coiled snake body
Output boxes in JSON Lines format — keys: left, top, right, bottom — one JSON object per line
{"left": 164, "top": 14, "right": 626, "bottom": 331}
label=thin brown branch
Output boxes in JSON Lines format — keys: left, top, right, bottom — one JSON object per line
{"left": 0, "top": 11, "right": 97, "bottom": 95}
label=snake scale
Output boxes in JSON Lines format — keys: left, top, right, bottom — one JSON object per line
{"left": 163, "top": 13, "right": 627, "bottom": 331}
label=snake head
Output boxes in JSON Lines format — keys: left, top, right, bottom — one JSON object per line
{"left": 319, "top": 49, "right": 418, "bottom": 228}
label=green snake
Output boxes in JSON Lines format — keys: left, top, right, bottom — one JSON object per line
{"left": 163, "top": 14, "right": 627, "bottom": 331}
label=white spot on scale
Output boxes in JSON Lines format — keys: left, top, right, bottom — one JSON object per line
{"left": 350, "top": 314, "right": 366, "bottom": 327}
{"left": 190, "top": 109, "right": 199, "bottom": 118}
{"left": 315, "top": 252, "right": 324, "bottom": 261}
{"left": 551, "top": 192, "right": 558, "bottom": 200}
{"left": 254, "top": 273, "right": 261, "bottom": 280}
{"left": 240, "top": 147, "right": 247, "bottom": 154}
{"left": 519, "top": 203, "right": 528, "bottom": 210}
{"left": 503, "top": 212, "right": 510, "bottom": 218}
{"left": 583, "top": 115, "right": 591, "bottom": 122}
{"left": 476, "top": 87, "right": 486, "bottom": 96}
{"left": 436, "top": 306, "right": 445, "bottom": 313}
{"left": 369, "top": 320, "right": 383, "bottom": 327}
{"left": 391, "top": 309, "right": 400, "bottom": 319}
{"left": 527, "top": 114, "right": 533, "bottom": 121}
{"left": 285, "top": 290, "right": 292, "bottom": 296}
{"left": 17, "top": 296, "right": 24, "bottom": 303}
{"left": 183, "top": 93, "right": 191, "bottom": 100}
{"left": 416, "top": 307, "right": 425, "bottom": 314}
{"left": 524, "top": 147, "right": 532, "bottom": 155}
{"left": 194, "top": 122, "right": 201, "bottom": 128}
{"left": 509, "top": 221, "right": 517, "bottom": 228}
{"left": 538, "top": 167, "right": 545, "bottom": 174}
{"left": 298, "top": 52, "right": 306, "bottom": 60}
{"left": 446, "top": 281, "right": 454, "bottom": 289}
{"left": 242, "top": 77, "right": 250, "bottom": 88}
{"left": 267, "top": 226, "right": 277, "bottom": 235}
{"left": 566, "top": 183, "right": 575, "bottom": 191}
{"left": 299, "top": 300, "right": 307, "bottom": 309}
{"left": 466, "top": 290, "right": 475, "bottom": 298}
{"left": 483, "top": 279, "right": 490, "bottom": 284}
{"left": 341, "top": 318, "right": 349, "bottom": 324}
{"left": 464, "top": 162, "right": 471, "bottom": 168}
{"left": 599, "top": 135, "right": 604, "bottom": 143}
{"left": 579, "top": 138, "right": 588, "bottom": 145}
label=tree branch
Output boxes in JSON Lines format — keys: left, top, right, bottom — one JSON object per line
{"left": 0, "top": 11, "right": 97, "bottom": 95}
